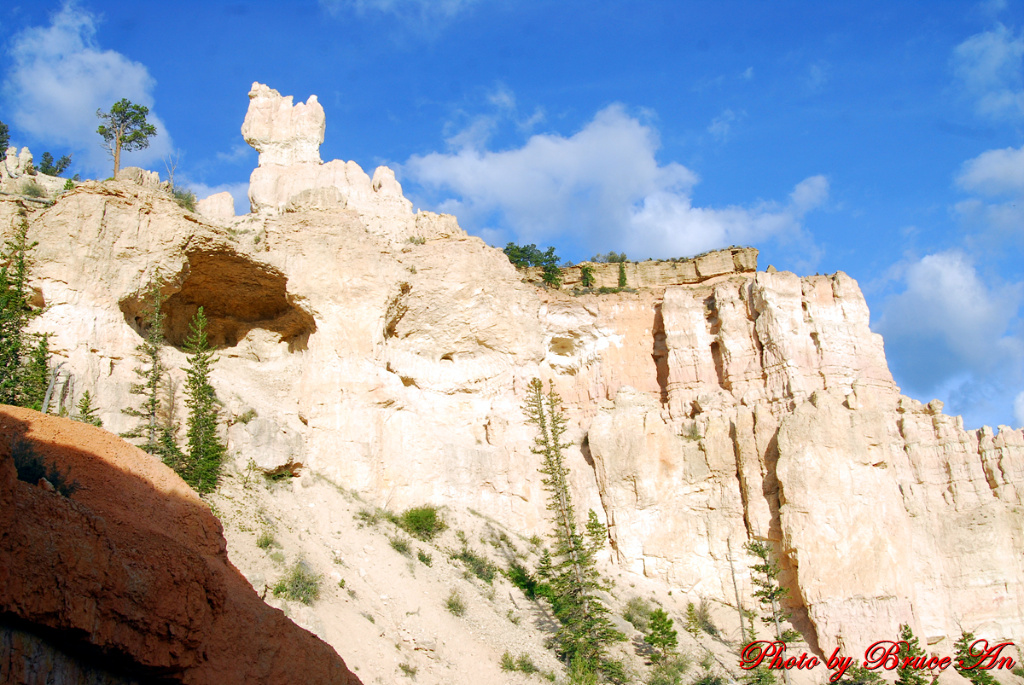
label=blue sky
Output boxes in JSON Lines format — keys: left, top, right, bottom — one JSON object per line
{"left": 1, "top": 0, "right": 1022, "bottom": 429}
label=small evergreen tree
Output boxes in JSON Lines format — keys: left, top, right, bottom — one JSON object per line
{"left": 182, "top": 307, "right": 225, "bottom": 493}
{"left": 0, "top": 121, "right": 9, "bottom": 151}
{"left": 21, "top": 333, "right": 50, "bottom": 411}
{"left": 746, "top": 540, "right": 791, "bottom": 640}
{"left": 895, "top": 624, "right": 929, "bottom": 685}
{"left": 37, "top": 152, "right": 72, "bottom": 177}
{"left": 580, "top": 265, "right": 595, "bottom": 287}
{"left": 525, "top": 378, "right": 623, "bottom": 678}
{"left": 0, "top": 220, "right": 39, "bottom": 406}
{"left": 121, "top": 279, "right": 167, "bottom": 455}
{"left": 953, "top": 631, "right": 998, "bottom": 685}
{"left": 75, "top": 390, "right": 103, "bottom": 426}
{"left": 645, "top": 608, "right": 678, "bottom": 662}
{"left": 617, "top": 261, "right": 627, "bottom": 288}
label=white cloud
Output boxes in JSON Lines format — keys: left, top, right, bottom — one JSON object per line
{"left": 875, "top": 250, "right": 1024, "bottom": 427}
{"left": 404, "top": 104, "right": 827, "bottom": 258}
{"left": 320, "top": 0, "right": 477, "bottom": 22}
{"left": 952, "top": 24, "right": 1024, "bottom": 119}
{"left": 707, "top": 108, "right": 741, "bottom": 142}
{"left": 2, "top": 3, "right": 172, "bottom": 175}
{"left": 957, "top": 144, "right": 1024, "bottom": 195}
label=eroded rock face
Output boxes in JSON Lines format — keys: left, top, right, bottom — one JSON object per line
{"left": 6, "top": 80, "right": 1024, "bottom": 663}
{"left": 241, "top": 82, "right": 325, "bottom": 166}
{"left": 0, "top": 406, "right": 361, "bottom": 685}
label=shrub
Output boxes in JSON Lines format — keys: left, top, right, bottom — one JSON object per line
{"left": 617, "top": 261, "right": 627, "bottom": 288}
{"left": 417, "top": 550, "right": 433, "bottom": 566}
{"left": 398, "top": 505, "right": 446, "bottom": 540}
{"left": 623, "top": 596, "right": 653, "bottom": 632}
{"left": 649, "top": 656, "right": 691, "bottom": 685}
{"left": 63, "top": 178, "right": 75, "bottom": 191}
{"left": 501, "top": 652, "right": 516, "bottom": 671}
{"left": 256, "top": 530, "right": 277, "bottom": 550}
{"left": 22, "top": 182, "right": 46, "bottom": 198}
{"left": 236, "top": 408, "right": 257, "bottom": 424}
{"left": 11, "top": 439, "right": 78, "bottom": 497}
{"left": 272, "top": 560, "right": 321, "bottom": 605}
{"left": 406, "top": 235, "right": 426, "bottom": 245}
{"left": 390, "top": 536, "right": 412, "bottom": 557}
{"left": 172, "top": 187, "right": 196, "bottom": 212}
{"left": 445, "top": 588, "right": 466, "bottom": 616}
{"left": 398, "top": 662, "right": 417, "bottom": 677}
{"left": 452, "top": 547, "right": 496, "bottom": 584}
{"left": 695, "top": 597, "right": 717, "bottom": 636}
{"left": 580, "top": 265, "right": 595, "bottom": 287}
{"left": 355, "top": 507, "right": 383, "bottom": 527}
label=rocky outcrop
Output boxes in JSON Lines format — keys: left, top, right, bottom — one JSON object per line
{"left": 0, "top": 147, "right": 68, "bottom": 198}
{"left": 0, "top": 406, "right": 362, "bottom": 685}
{"left": 4, "top": 81, "right": 1023, "bottom": 664}
{"left": 241, "top": 82, "right": 461, "bottom": 243}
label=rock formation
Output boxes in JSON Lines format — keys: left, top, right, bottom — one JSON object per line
{"left": 1, "top": 82, "right": 1022, "bottom": 666}
{"left": 0, "top": 406, "right": 361, "bottom": 685}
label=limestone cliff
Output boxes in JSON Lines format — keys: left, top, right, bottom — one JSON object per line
{"left": 1, "top": 83, "right": 1022, "bottom": 665}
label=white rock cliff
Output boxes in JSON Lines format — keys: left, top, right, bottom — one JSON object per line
{"left": 2, "top": 83, "right": 1022, "bottom": 665}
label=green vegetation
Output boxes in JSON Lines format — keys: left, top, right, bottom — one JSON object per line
{"left": 623, "top": 596, "right": 653, "bottom": 632}
{"left": 832, "top": 664, "right": 885, "bottom": 685}
{"left": 121, "top": 279, "right": 168, "bottom": 456}
{"left": 0, "top": 220, "right": 51, "bottom": 409}
{"left": 22, "top": 182, "right": 46, "bottom": 198}
{"left": 504, "top": 242, "right": 562, "bottom": 288}
{"left": 685, "top": 598, "right": 717, "bottom": 637}
{"left": 452, "top": 546, "right": 497, "bottom": 583}
{"left": 501, "top": 651, "right": 540, "bottom": 675}
{"left": 96, "top": 98, "right": 157, "bottom": 177}
{"left": 954, "top": 631, "right": 999, "bottom": 685}
{"left": 75, "top": 390, "right": 103, "bottom": 427}
{"left": 407, "top": 235, "right": 426, "bottom": 245}
{"left": 525, "top": 377, "right": 624, "bottom": 679}
{"left": 172, "top": 187, "right": 197, "bottom": 212}
{"left": 272, "top": 560, "right": 322, "bottom": 605}
{"left": 648, "top": 656, "right": 690, "bottom": 685}
{"left": 398, "top": 662, "right": 417, "bottom": 677}
{"left": 591, "top": 252, "right": 627, "bottom": 263}
{"left": 256, "top": 529, "right": 277, "bottom": 550}
{"left": 895, "top": 624, "right": 928, "bottom": 685}
{"left": 580, "top": 264, "right": 595, "bottom": 287}
{"left": 0, "top": 121, "right": 8, "bottom": 151}
{"left": 417, "top": 550, "right": 432, "bottom": 566}
{"left": 644, "top": 608, "right": 678, "bottom": 663}
{"left": 617, "top": 262, "right": 627, "bottom": 288}
{"left": 746, "top": 540, "right": 790, "bottom": 641}
{"left": 390, "top": 536, "right": 412, "bottom": 557}
{"left": 445, "top": 588, "right": 466, "bottom": 616}
{"left": 397, "top": 505, "right": 447, "bottom": 540}
{"left": 180, "top": 307, "right": 226, "bottom": 493}
{"left": 37, "top": 152, "right": 72, "bottom": 177}
{"left": 11, "top": 438, "right": 78, "bottom": 497}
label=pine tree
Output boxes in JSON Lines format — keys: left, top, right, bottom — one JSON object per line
{"left": 182, "top": 307, "right": 225, "bottom": 494}
{"left": 645, "top": 608, "right": 679, "bottom": 662}
{"left": 524, "top": 378, "right": 623, "bottom": 677}
{"left": 0, "top": 220, "right": 36, "bottom": 406}
{"left": 895, "top": 624, "right": 929, "bottom": 685}
{"left": 121, "top": 279, "right": 167, "bottom": 455}
{"left": 75, "top": 390, "right": 103, "bottom": 426}
{"left": 21, "top": 333, "right": 50, "bottom": 411}
{"left": 746, "top": 540, "right": 791, "bottom": 639}
{"left": 953, "top": 631, "right": 998, "bottom": 685}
